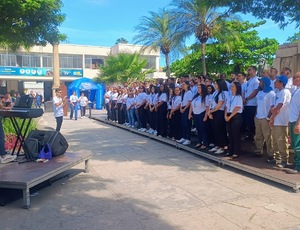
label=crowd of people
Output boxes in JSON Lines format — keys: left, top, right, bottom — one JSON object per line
{"left": 104, "top": 66, "right": 300, "bottom": 174}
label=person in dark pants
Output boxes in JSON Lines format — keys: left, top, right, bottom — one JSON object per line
{"left": 53, "top": 88, "right": 68, "bottom": 132}
{"left": 147, "top": 85, "right": 158, "bottom": 134}
{"left": 225, "top": 82, "right": 244, "bottom": 158}
{"left": 206, "top": 85, "right": 215, "bottom": 147}
{"left": 104, "top": 86, "right": 112, "bottom": 120}
{"left": 207, "top": 79, "right": 228, "bottom": 154}
{"left": 110, "top": 87, "right": 118, "bottom": 122}
{"left": 177, "top": 81, "right": 193, "bottom": 145}
{"left": 136, "top": 86, "right": 147, "bottom": 131}
{"left": 188, "top": 84, "right": 209, "bottom": 149}
{"left": 169, "top": 87, "right": 182, "bottom": 140}
{"left": 156, "top": 84, "right": 169, "bottom": 137}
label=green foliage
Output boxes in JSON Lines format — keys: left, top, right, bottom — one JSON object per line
{"left": 171, "top": 0, "right": 240, "bottom": 75}
{"left": 170, "top": 20, "right": 279, "bottom": 76}
{"left": 206, "top": 0, "right": 300, "bottom": 29}
{"left": 0, "top": 0, "right": 66, "bottom": 49}
{"left": 285, "top": 32, "right": 300, "bottom": 44}
{"left": 3, "top": 118, "right": 37, "bottom": 135}
{"left": 115, "top": 38, "right": 129, "bottom": 44}
{"left": 94, "top": 53, "right": 154, "bottom": 84}
{"left": 133, "top": 8, "right": 187, "bottom": 78}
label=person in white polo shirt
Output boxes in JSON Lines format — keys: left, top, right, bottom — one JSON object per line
{"left": 254, "top": 77, "right": 275, "bottom": 161}
{"left": 269, "top": 75, "right": 291, "bottom": 168}
{"left": 69, "top": 91, "right": 79, "bottom": 120}
{"left": 288, "top": 72, "right": 300, "bottom": 174}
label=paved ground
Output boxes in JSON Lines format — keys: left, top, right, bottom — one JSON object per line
{"left": 1, "top": 110, "right": 300, "bottom": 230}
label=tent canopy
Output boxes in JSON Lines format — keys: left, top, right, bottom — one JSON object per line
{"left": 68, "top": 77, "right": 98, "bottom": 93}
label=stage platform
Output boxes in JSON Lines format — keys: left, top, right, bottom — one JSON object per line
{"left": 93, "top": 117, "right": 300, "bottom": 193}
{"left": 0, "top": 151, "right": 91, "bottom": 209}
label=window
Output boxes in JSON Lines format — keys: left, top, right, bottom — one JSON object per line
{"left": 59, "top": 54, "right": 83, "bottom": 68}
{"left": 85, "top": 55, "right": 104, "bottom": 69}
{"left": 0, "top": 53, "right": 17, "bottom": 66}
{"left": 16, "top": 54, "right": 41, "bottom": 67}
{"left": 42, "top": 55, "right": 53, "bottom": 67}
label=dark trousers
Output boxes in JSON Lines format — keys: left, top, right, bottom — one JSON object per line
{"left": 117, "top": 103, "right": 124, "bottom": 124}
{"left": 194, "top": 111, "right": 209, "bottom": 146}
{"left": 138, "top": 106, "right": 147, "bottom": 128}
{"left": 122, "top": 104, "right": 128, "bottom": 123}
{"left": 105, "top": 103, "right": 111, "bottom": 120}
{"left": 243, "top": 106, "right": 257, "bottom": 137}
{"left": 55, "top": 116, "right": 63, "bottom": 132}
{"left": 111, "top": 100, "right": 117, "bottom": 121}
{"left": 0, "top": 117, "right": 6, "bottom": 155}
{"left": 228, "top": 113, "right": 243, "bottom": 155}
{"left": 211, "top": 110, "right": 227, "bottom": 147}
{"left": 148, "top": 109, "right": 156, "bottom": 130}
{"left": 157, "top": 102, "right": 168, "bottom": 137}
{"left": 181, "top": 108, "right": 192, "bottom": 140}
{"left": 80, "top": 106, "right": 87, "bottom": 117}
{"left": 169, "top": 110, "right": 182, "bottom": 140}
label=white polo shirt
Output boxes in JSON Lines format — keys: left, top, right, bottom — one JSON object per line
{"left": 286, "top": 77, "right": 297, "bottom": 94}
{"left": 70, "top": 95, "right": 78, "bottom": 103}
{"left": 171, "top": 95, "right": 181, "bottom": 110}
{"left": 256, "top": 90, "right": 276, "bottom": 119}
{"left": 136, "top": 92, "right": 147, "bottom": 105}
{"left": 126, "top": 97, "right": 135, "bottom": 109}
{"left": 289, "top": 87, "right": 300, "bottom": 123}
{"left": 158, "top": 93, "right": 167, "bottom": 103}
{"left": 245, "top": 76, "right": 259, "bottom": 106}
{"left": 273, "top": 88, "right": 291, "bottom": 126}
{"left": 181, "top": 90, "right": 193, "bottom": 107}
{"left": 104, "top": 90, "right": 112, "bottom": 104}
{"left": 53, "top": 96, "right": 63, "bottom": 117}
{"left": 210, "top": 91, "right": 226, "bottom": 111}
{"left": 191, "top": 96, "right": 208, "bottom": 114}
{"left": 226, "top": 95, "right": 243, "bottom": 113}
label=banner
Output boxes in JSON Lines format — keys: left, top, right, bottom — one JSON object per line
{"left": 0, "top": 67, "right": 83, "bottom": 77}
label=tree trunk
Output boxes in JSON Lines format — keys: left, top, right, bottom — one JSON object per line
{"left": 165, "top": 53, "right": 170, "bottom": 79}
{"left": 52, "top": 42, "right": 60, "bottom": 96}
{"left": 201, "top": 42, "right": 207, "bottom": 76}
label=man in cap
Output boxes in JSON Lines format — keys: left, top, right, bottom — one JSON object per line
{"left": 269, "top": 75, "right": 291, "bottom": 167}
{"left": 254, "top": 77, "right": 275, "bottom": 161}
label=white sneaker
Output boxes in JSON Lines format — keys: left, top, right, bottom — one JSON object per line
{"left": 176, "top": 138, "right": 185, "bottom": 143}
{"left": 140, "top": 128, "right": 146, "bottom": 132}
{"left": 149, "top": 129, "right": 155, "bottom": 134}
{"left": 214, "top": 149, "right": 224, "bottom": 154}
{"left": 153, "top": 130, "right": 157, "bottom": 135}
{"left": 191, "top": 128, "right": 196, "bottom": 132}
{"left": 182, "top": 140, "right": 191, "bottom": 145}
{"left": 209, "top": 143, "right": 215, "bottom": 147}
{"left": 209, "top": 147, "right": 219, "bottom": 152}
{"left": 0, "top": 154, "right": 17, "bottom": 164}
{"left": 131, "top": 125, "right": 135, "bottom": 128}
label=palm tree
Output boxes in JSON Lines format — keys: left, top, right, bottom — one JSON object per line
{"left": 171, "top": 0, "right": 238, "bottom": 75}
{"left": 133, "top": 8, "right": 187, "bottom": 78}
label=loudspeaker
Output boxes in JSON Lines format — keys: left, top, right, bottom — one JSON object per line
{"left": 25, "top": 130, "right": 69, "bottom": 158}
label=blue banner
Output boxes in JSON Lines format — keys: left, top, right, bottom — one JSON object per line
{"left": 0, "top": 67, "right": 83, "bottom": 77}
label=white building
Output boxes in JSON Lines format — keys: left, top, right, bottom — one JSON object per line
{"left": 0, "top": 43, "right": 164, "bottom": 101}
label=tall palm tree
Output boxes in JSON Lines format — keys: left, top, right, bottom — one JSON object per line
{"left": 133, "top": 8, "right": 187, "bottom": 78}
{"left": 171, "top": 0, "right": 238, "bottom": 75}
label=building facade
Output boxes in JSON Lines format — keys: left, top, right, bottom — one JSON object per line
{"left": 0, "top": 43, "right": 162, "bottom": 101}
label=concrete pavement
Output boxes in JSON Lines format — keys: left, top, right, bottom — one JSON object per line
{"left": 1, "top": 110, "right": 300, "bottom": 230}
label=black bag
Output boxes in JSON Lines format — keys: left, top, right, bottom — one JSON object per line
{"left": 25, "top": 130, "right": 69, "bottom": 159}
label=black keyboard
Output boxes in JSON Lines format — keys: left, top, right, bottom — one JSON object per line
{"left": 0, "top": 108, "right": 44, "bottom": 118}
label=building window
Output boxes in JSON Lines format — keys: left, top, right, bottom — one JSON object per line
{"left": 85, "top": 55, "right": 104, "bottom": 69}
{"left": 59, "top": 54, "right": 83, "bottom": 68}
{"left": 42, "top": 55, "right": 53, "bottom": 68}
{"left": 15, "top": 54, "right": 41, "bottom": 67}
{"left": 0, "top": 53, "right": 17, "bottom": 66}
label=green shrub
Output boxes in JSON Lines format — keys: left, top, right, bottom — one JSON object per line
{"left": 2, "top": 117, "right": 37, "bottom": 136}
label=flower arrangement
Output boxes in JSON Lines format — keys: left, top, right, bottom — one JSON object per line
{"left": 5, "top": 134, "right": 21, "bottom": 152}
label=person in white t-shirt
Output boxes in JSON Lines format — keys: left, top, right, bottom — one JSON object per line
{"left": 104, "top": 86, "right": 112, "bottom": 120}
{"left": 188, "top": 84, "right": 209, "bottom": 149}
{"left": 53, "top": 88, "right": 68, "bottom": 132}
{"left": 169, "top": 86, "right": 182, "bottom": 141}
{"left": 269, "top": 75, "right": 291, "bottom": 168}
{"left": 155, "top": 84, "right": 169, "bottom": 137}
{"left": 225, "top": 82, "right": 244, "bottom": 159}
{"left": 78, "top": 92, "right": 89, "bottom": 118}
{"left": 269, "top": 67, "right": 278, "bottom": 91}
{"left": 69, "top": 91, "right": 79, "bottom": 120}
{"left": 254, "top": 77, "right": 275, "bottom": 161}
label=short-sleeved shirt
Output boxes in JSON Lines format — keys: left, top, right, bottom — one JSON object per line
{"left": 245, "top": 76, "right": 259, "bottom": 106}
{"left": 210, "top": 91, "right": 226, "bottom": 111}
{"left": 273, "top": 88, "right": 291, "bottom": 126}
{"left": 226, "top": 95, "right": 243, "bottom": 113}
{"left": 126, "top": 97, "right": 135, "bottom": 109}
{"left": 256, "top": 90, "right": 276, "bottom": 119}
{"left": 171, "top": 96, "right": 181, "bottom": 110}
{"left": 104, "top": 90, "right": 112, "bottom": 104}
{"left": 158, "top": 93, "right": 167, "bottom": 103}
{"left": 79, "top": 96, "right": 88, "bottom": 106}
{"left": 53, "top": 96, "right": 63, "bottom": 117}
{"left": 122, "top": 94, "right": 128, "bottom": 104}
{"left": 181, "top": 90, "right": 193, "bottom": 107}
{"left": 111, "top": 92, "right": 118, "bottom": 101}
{"left": 70, "top": 95, "right": 78, "bottom": 103}
{"left": 191, "top": 96, "right": 209, "bottom": 114}
{"left": 289, "top": 87, "right": 300, "bottom": 122}
{"left": 286, "top": 77, "right": 297, "bottom": 94}
{"left": 136, "top": 92, "right": 147, "bottom": 105}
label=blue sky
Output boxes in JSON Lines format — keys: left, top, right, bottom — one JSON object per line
{"left": 60, "top": 0, "right": 297, "bottom": 62}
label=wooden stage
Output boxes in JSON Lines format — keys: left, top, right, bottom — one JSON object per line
{"left": 0, "top": 151, "right": 91, "bottom": 209}
{"left": 94, "top": 117, "right": 300, "bottom": 193}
